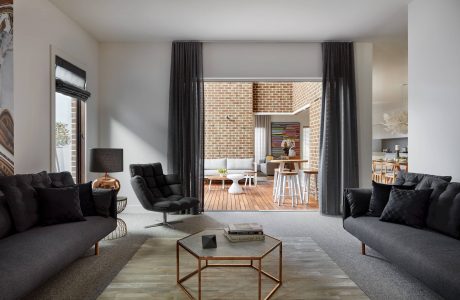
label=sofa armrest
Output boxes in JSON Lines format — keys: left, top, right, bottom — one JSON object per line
{"left": 93, "top": 188, "right": 117, "bottom": 219}
{"left": 343, "top": 188, "right": 372, "bottom": 221}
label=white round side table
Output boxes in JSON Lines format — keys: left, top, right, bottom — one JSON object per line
{"left": 227, "top": 174, "right": 244, "bottom": 194}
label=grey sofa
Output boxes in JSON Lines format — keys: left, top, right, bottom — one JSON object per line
{"left": 259, "top": 159, "right": 279, "bottom": 176}
{"left": 343, "top": 172, "right": 460, "bottom": 300}
{"left": 204, "top": 158, "right": 256, "bottom": 176}
{"left": 0, "top": 171, "right": 117, "bottom": 300}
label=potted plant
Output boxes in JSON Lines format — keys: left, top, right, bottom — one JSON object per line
{"left": 217, "top": 168, "right": 228, "bottom": 177}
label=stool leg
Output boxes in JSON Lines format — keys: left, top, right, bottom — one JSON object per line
{"left": 306, "top": 174, "right": 311, "bottom": 205}
{"left": 273, "top": 170, "right": 278, "bottom": 198}
{"left": 296, "top": 175, "right": 302, "bottom": 206}
{"left": 289, "top": 177, "right": 295, "bottom": 207}
{"left": 276, "top": 174, "right": 282, "bottom": 205}
{"left": 281, "top": 176, "right": 287, "bottom": 205}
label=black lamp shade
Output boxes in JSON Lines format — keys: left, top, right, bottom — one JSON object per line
{"left": 90, "top": 148, "right": 123, "bottom": 173}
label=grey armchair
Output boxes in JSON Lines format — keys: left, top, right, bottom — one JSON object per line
{"left": 130, "top": 163, "right": 199, "bottom": 228}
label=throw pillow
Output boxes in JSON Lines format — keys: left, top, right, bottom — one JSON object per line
{"left": 0, "top": 171, "right": 52, "bottom": 232}
{"left": 426, "top": 182, "right": 460, "bottom": 239}
{"left": 380, "top": 188, "right": 433, "bottom": 228}
{"left": 78, "top": 181, "right": 97, "bottom": 216}
{"left": 93, "top": 188, "right": 114, "bottom": 217}
{"left": 367, "top": 181, "right": 416, "bottom": 217}
{"left": 37, "top": 186, "right": 86, "bottom": 225}
{"left": 346, "top": 189, "right": 371, "bottom": 218}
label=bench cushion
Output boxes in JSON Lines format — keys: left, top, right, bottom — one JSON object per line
{"left": 344, "top": 216, "right": 460, "bottom": 299}
{"left": 0, "top": 216, "right": 116, "bottom": 300}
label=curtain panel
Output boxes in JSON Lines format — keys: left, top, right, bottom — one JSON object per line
{"left": 167, "top": 41, "right": 205, "bottom": 213}
{"left": 254, "top": 115, "right": 271, "bottom": 163}
{"left": 319, "top": 42, "right": 359, "bottom": 215}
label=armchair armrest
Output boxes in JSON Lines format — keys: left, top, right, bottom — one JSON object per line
{"left": 93, "top": 188, "right": 117, "bottom": 219}
{"left": 343, "top": 188, "right": 372, "bottom": 221}
{"left": 131, "top": 175, "right": 156, "bottom": 210}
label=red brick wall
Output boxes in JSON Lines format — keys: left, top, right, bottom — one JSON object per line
{"left": 292, "top": 82, "right": 322, "bottom": 112}
{"left": 204, "top": 82, "right": 254, "bottom": 159}
{"left": 253, "top": 82, "right": 292, "bottom": 113}
{"left": 309, "top": 97, "right": 322, "bottom": 169}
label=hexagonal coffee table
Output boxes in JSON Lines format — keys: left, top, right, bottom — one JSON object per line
{"left": 176, "top": 229, "right": 282, "bottom": 300}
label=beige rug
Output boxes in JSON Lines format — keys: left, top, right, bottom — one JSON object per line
{"left": 99, "top": 236, "right": 368, "bottom": 299}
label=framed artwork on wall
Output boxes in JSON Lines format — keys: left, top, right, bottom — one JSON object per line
{"left": 0, "top": 0, "right": 14, "bottom": 176}
{"left": 271, "top": 122, "right": 300, "bottom": 158}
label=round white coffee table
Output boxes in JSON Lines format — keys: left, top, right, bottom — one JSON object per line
{"left": 227, "top": 174, "right": 244, "bottom": 194}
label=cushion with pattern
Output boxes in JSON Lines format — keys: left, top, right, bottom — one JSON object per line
{"left": 37, "top": 186, "right": 86, "bottom": 225}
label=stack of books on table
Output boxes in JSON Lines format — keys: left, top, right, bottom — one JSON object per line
{"left": 224, "top": 223, "right": 265, "bottom": 242}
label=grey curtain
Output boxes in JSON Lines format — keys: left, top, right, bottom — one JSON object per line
{"left": 319, "top": 42, "right": 359, "bottom": 215}
{"left": 254, "top": 115, "right": 271, "bottom": 163}
{"left": 167, "top": 41, "right": 204, "bottom": 213}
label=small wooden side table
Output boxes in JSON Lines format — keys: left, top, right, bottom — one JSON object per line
{"left": 104, "top": 196, "right": 128, "bottom": 240}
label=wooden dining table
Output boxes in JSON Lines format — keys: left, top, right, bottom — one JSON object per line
{"left": 270, "top": 159, "right": 309, "bottom": 172}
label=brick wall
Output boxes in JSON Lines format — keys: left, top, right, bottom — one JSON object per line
{"left": 253, "top": 82, "right": 292, "bottom": 113}
{"left": 292, "top": 82, "right": 322, "bottom": 112}
{"left": 204, "top": 82, "right": 254, "bottom": 159}
{"left": 309, "top": 97, "right": 322, "bottom": 169}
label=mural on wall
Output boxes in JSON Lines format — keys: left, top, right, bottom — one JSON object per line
{"left": 271, "top": 122, "right": 300, "bottom": 158}
{"left": 0, "top": 0, "right": 13, "bottom": 176}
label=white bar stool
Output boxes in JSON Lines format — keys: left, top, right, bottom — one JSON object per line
{"left": 273, "top": 167, "right": 290, "bottom": 202}
{"left": 244, "top": 171, "right": 257, "bottom": 186}
{"left": 302, "top": 169, "right": 319, "bottom": 204}
{"left": 275, "top": 171, "right": 302, "bottom": 207}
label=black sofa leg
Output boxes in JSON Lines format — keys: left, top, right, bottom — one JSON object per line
{"left": 145, "top": 212, "right": 183, "bottom": 229}
{"left": 361, "top": 242, "right": 366, "bottom": 255}
{"left": 95, "top": 242, "right": 100, "bottom": 256}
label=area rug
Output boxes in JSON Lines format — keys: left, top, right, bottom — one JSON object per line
{"left": 99, "top": 236, "right": 368, "bottom": 299}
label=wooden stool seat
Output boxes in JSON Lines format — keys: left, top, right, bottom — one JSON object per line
{"left": 280, "top": 171, "right": 299, "bottom": 176}
{"left": 303, "top": 169, "right": 318, "bottom": 174}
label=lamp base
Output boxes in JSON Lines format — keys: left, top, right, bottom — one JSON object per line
{"left": 92, "top": 173, "right": 120, "bottom": 193}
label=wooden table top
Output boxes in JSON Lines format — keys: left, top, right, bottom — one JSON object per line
{"left": 270, "top": 159, "right": 309, "bottom": 163}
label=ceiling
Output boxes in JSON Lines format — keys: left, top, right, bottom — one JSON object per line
{"left": 50, "top": 0, "right": 410, "bottom": 43}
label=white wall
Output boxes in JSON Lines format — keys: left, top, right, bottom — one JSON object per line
{"left": 408, "top": 0, "right": 460, "bottom": 181}
{"left": 99, "top": 41, "right": 372, "bottom": 205}
{"left": 204, "top": 42, "right": 322, "bottom": 79}
{"left": 354, "top": 43, "right": 373, "bottom": 188}
{"left": 98, "top": 43, "right": 172, "bottom": 202}
{"left": 14, "top": 0, "right": 99, "bottom": 178}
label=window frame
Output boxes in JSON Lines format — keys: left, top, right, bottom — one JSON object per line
{"left": 50, "top": 47, "right": 87, "bottom": 183}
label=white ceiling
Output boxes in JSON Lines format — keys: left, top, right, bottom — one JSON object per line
{"left": 50, "top": 0, "right": 410, "bottom": 43}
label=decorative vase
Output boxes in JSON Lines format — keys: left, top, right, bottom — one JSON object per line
{"left": 288, "top": 148, "right": 296, "bottom": 157}
{"left": 283, "top": 147, "right": 290, "bottom": 156}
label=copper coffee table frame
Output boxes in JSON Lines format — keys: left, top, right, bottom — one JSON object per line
{"left": 176, "top": 235, "right": 282, "bottom": 300}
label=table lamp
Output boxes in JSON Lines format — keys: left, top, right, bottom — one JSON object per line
{"left": 90, "top": 148, "right": 123, "bottom": 193}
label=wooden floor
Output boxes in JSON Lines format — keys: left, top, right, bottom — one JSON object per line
{"left": 204, "top": 178, "right": 319, "bottom": 211}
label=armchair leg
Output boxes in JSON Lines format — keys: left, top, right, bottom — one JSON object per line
{"left": 145, "top": 212, "right": 183, "bottom": 229}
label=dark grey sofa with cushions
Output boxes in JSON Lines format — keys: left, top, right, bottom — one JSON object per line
{"left": 343, "top": 172, "right": 460, "bottom": 300}
{"left": 0, "top": 172, "right": 117, "bottom": 300}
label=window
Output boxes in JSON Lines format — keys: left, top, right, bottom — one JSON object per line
{"left": 55, "top": 93, "right": 82, "bottom": 182}
{"left": 53, "top": 55, "right": 91, "bottom": 183}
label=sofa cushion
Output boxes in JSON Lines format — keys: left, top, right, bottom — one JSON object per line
{"left": 0, "top": 171, "right": 52, "bottom": 232}
{"left": 344, "top": 216, "right": 460, "bottom": 300}
{"left": 367, "top": 181, "right": 415, "bottom": 217}
{"left": 0, "top": 216, "right": 116, "bottom": 300}
{"left": 427, "top": 182, "right": 460, "bottom": 239}
{"left": 346, "top": 189, "right": 372, "bottom": 218}
{"left": 36, "top": 186, "right": 86, "bottom": 225}
{"left": 227, "top": 158, "right": 253, "bottom": 170}
{"left": 395, "top": 172, "right": 452, "bottom": 186}
{"left": 204, "top": 158, "right": 227, "bottom": 170}
{"left": 49, "top": 171, "right": 75, "bottom": 187}
{"left": 78, "top": 181, "right": 97, "bottom": 216}
{"left": 0, "top": 191, "right": 14, "bottom": 239}
{"left": 380, "top": 188, "right": 432, "bottom": 228}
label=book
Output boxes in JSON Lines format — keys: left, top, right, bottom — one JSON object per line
{"left": 224, "top": 227, "right": 263, "bottom": 235}
{"left": 224, "top": 232, "right": 265, "bottom": 243}
{"left": 227, "top": 223, "right": 263, "bottom": 234}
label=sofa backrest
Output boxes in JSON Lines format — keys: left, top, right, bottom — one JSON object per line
{"left": 0, "top": 190, "right": 13, "bottom": 239}
{"left": 227, "top": 158, "right": 254, "bottom": 170}
{"left": 427, "top": 182, "right": 460, "bottom": 239}
{"left": 204, "top": 158, "right": 226, "bottom": 170}
{"left": 395, "top": 172, "right": 452, "bottom": 187}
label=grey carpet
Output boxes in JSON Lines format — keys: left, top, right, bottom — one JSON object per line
{"left": 26, "top": 207, "right": 442, "bottom": 300}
